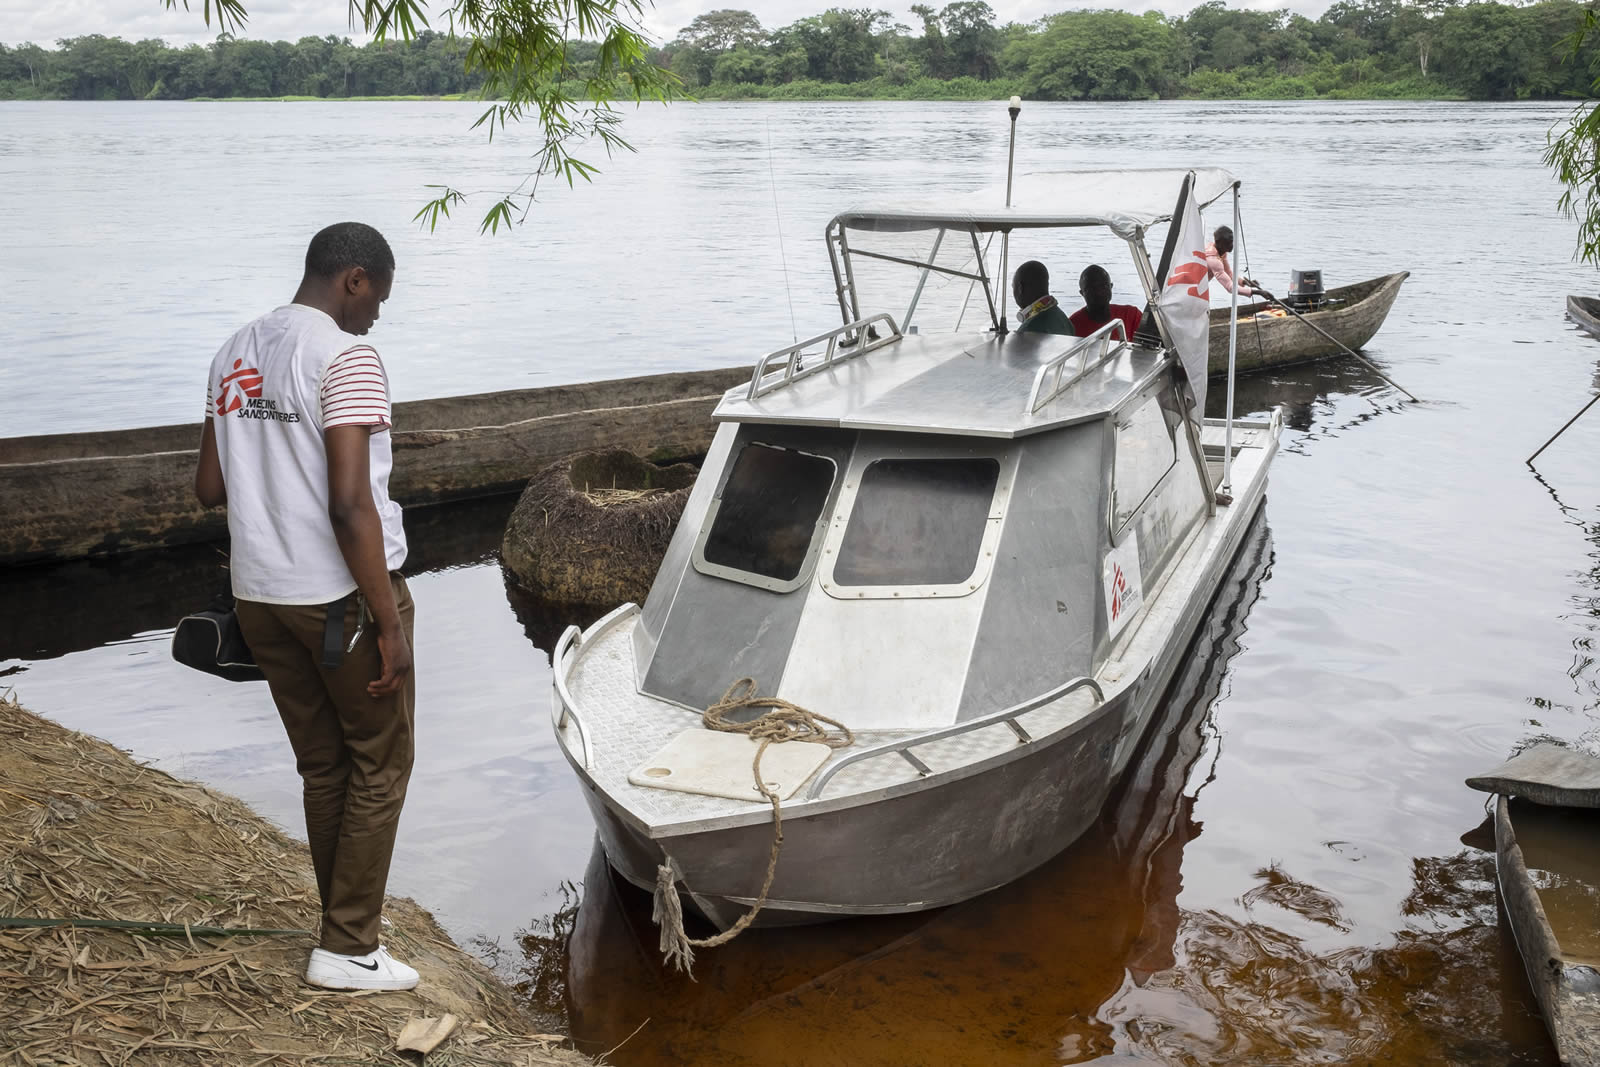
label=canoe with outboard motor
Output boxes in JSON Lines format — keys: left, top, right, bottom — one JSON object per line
{"left": 1206, "top": 271, "right": 1409, "bottom": 374}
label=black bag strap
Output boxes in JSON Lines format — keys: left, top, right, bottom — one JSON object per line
{"left": 321, "top": 593, "right": 352, "bottom": 670}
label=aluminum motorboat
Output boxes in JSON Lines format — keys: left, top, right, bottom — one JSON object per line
{"left": 549, "top": 167, "right": 1282, "bottom": 934}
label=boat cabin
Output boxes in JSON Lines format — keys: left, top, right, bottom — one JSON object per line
{"left": 629, "top": 170, "right": 1238, "bottom": 734}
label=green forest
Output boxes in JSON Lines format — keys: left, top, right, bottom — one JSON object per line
{"left": 3, "top": 0, "right": 1597, "bottom": 103}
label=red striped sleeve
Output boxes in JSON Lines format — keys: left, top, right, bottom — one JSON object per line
{"left": 321, "top": 346, "right": 391, "bottom": 429}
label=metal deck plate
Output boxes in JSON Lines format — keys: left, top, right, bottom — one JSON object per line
{"left": 1199, "top": 424, "right": 1262, "bottom": 450}
{"left": 713, "top": 332, "right": 1164, "bottom": 440}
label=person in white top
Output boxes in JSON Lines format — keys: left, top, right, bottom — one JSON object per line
{"left": 195, "top": 222, "right": 420, "bottom": 992}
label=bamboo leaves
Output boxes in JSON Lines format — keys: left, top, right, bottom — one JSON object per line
{"left": 1546, "top": 8, "right": 1600, "bottom": 266}
{"left": 160, "top": 0, "right": 251, "bottom": 36}
{"left": 164, "top": 0, "right": 678, "bottom": 234}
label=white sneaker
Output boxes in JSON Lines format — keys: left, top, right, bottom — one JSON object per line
{"left": 304, "top": 945, "right": 419, "bottom": 991}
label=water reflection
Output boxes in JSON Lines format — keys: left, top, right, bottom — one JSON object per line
{"left": 1108, "top": 847, "right": 1553, "bottom": 1066}
{"left": 0, "top": 495, "right": 517, "bottom": 664}
{"left": 1531, "top": 430, "right": 1600, "bottom": 730}
{"left": 1219, "top": 353, "right": 1399, "bottom": 438}
{"left": 502, "top": 579, "right": 615, "bottom": 658}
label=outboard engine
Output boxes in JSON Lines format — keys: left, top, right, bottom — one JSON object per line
{"left": 1286, "top": 269, "right": 1325, "bottom": 311}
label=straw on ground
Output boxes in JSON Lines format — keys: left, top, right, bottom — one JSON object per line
{"left": 0, "top": 693, "right": 593, "bottom": 1066}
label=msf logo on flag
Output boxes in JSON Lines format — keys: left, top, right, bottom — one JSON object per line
{"left": 1155, "top": 176, "right": 1216, "bottom": 417}
{"left": 1165, "top": 253, "right": 1211, "bottom": 302}
{"left": 216, "top": 359, "right": 264, "bottom": 416}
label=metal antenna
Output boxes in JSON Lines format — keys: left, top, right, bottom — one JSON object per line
{"left": 999, "top": 96, "right": 1021, "bottom": 336}
{"left": 767, "top": 118, "right": 798, "bottom": 344}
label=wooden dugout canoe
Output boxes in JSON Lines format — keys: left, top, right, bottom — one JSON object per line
{"left": 1206, "top": 271, "right": 1410, "bottom": 375}
{"left": 1568, "top": 295, "right": 1600, "bottom": 338}
{"left": 0, "top": 367, "right": 750, "bottom": 567}
{"left": 1467, "top": 745, "right": 1600, "bottom": 1066}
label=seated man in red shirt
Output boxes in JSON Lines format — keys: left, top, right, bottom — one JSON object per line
{"left": 1068, "top": 264, "right": 1142, "bottom": 341}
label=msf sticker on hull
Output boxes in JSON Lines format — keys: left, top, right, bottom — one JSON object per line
{"left": 1104, "top": 531, "right": 1144, "bottom": 638}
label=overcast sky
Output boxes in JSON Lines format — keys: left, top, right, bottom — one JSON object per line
{"left": 1, "top": 0, "right": 1330, "bottom": 50}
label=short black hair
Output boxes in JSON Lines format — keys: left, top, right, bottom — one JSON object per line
{"left": 304, "top": 222, "right": 394, "bottom": 280}
{"left": 1014, "top": 259, "right": 1050, "bottom": 302}
{"left": 1213, "top": 225, "right": 1234, "bottom": 244}
{"left": 1079, "top": 264, "right": 1110, "bottom": 289}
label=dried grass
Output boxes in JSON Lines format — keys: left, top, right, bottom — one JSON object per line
{"left": 0, "top": 693, "right": 592, "bottom": 1066}
{"left": 579, "top": 487, "right": 663, "bottom": 510}
{"left": 500, "top": 450, "right": 697, "bottom": 605}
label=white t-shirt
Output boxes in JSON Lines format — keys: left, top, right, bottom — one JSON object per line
{"left": 206, "top": 303, "right": 407, "bottom": 605}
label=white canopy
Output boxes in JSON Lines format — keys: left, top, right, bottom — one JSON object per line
{"left": 832, "top": 167, "right": 1239, "bottom": 242}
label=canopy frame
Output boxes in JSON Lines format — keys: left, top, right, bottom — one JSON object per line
{"left": 822, "top": 168, "right": 1247, "bottom": 523}
{"left": 825, "top": 214, "right": 1170, "bottom": 348}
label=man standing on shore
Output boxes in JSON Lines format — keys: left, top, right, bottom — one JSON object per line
{"left": 194, "top": 222, "right": 419, "bottom": 992}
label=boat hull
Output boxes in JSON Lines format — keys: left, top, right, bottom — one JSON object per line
{"left": 1207, "top": 272, "right": 1409, "bottom": 375}
{"left": 1568, "top": 294, "right": 1600, "bottom": 339}
{"left": 0, "top": 367, "right": 750, "bottom": 566}
{"left": 1494, "top": 795, "right": 1600, "bottom": 1066}
{"left": 569, "top": 438, "right": 1274, "bottom": 929}
{"left": 582, "top": 683, "right": 1139, "bottom": 927}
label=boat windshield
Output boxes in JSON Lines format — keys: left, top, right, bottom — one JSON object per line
{"left": 700, "top": 443, "right": 836, "bottom": 586}
{"left": 832, "top": 218, "right": 1154, "bottom": 337}
{"left": 834, "top": 458, "right": 1000, "bottom": 587}
{"left": 1112, "top": 387, "right": 1180, "bottom": 531}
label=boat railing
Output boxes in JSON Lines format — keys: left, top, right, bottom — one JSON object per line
{"left": 1025, "top": 320, "right": 1128, "bottom": 414}
{"left": 805, "top": 675, "right": 1106, "bottom": 800}
{"left": 551, "top": 602, "right": 640, "bottom": 772}
{"left": 746, "top": 314, "right": 903, "bottom": 400}
{"left": 552, "top": 623, "right": 595, "bottom": 770}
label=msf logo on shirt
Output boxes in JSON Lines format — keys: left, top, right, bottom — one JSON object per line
{"left": 217, "top": 359, "right": 303, "bottom": 423}
{"left": 216, "top": 360, "right": 264, "bottom": 416}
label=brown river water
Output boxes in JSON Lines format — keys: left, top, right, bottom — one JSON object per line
{"left": 4, "top": 99, "right": 1600, "bottom": 1063}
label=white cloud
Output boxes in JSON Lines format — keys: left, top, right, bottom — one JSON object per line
{"left": 2, "top": 0, "right": 1335, "bottom": 49}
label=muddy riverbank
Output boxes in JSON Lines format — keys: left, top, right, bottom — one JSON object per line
{"left": 0, "top": 693, "right": 592, "bottom": 1065}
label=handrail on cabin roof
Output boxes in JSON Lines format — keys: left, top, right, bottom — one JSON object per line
{"left": 746, "top": 314, "right": 904, "bottom": 401}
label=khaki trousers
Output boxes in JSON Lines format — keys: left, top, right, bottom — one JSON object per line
{"left": 236, "top": 575, "right": 415, "bottom": 956}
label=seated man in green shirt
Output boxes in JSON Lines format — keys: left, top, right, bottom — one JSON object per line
{"left": 1012, "top": 260, "right": 1076, "bottom": 336}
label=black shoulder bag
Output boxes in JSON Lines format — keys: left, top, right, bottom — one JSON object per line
{"left": 172, "top": 590, "right": 358, "bottom": 683}
{"left": 172, "top": 607, "right": 266, "bottom": 683}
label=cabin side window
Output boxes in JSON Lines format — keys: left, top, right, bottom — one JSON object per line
{"left": 834, "top": 458, "right": 1000, "bottom": 587}
{"left": 1112, "top": 390, "right": 1178, "bottom": 531}
{"left": 698, "top": 442, "right": 836, "bottom": 588}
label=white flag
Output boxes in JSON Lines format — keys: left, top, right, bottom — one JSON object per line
{"left": 1156, "top": 178, "right": 1213, "bottom": 418}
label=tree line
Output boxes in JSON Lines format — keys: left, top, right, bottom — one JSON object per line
{"left": 665, "top": 0, "right": 1599, "bottom": 100}
{"left": 4, "top": 0, "right": 1597, "bottom": 103}
{"left": 0, "top": 31, "right": 487, "bottom": 100}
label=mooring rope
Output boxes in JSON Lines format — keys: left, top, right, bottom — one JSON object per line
{"left": 652, "top": 678, "right": 853, "bottom": 975}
